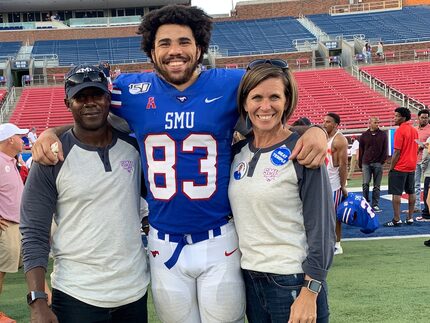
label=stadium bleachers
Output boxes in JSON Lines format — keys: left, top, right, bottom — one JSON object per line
{"left": 32, "top": 37, "right": 147, "bottom": 66}
{"left": 0, "top": 89, "right": 7, "bottom": 104}
{"left": 211, "top": 17, "right": 315, "bottom": 56}
{"left": 8, "top": 87, "right": 73, "bottom": 130}
{"left": 0, "top": 41, "right": 22, "bottom": 58}
{"left": 292, "top": 69, "right": 397, "bottom": 129}
{"left": 308, "top": 6, "right": 430, "bottom": 43}
{"left": 360, "top": 62, "right": 430, "bottom": 108}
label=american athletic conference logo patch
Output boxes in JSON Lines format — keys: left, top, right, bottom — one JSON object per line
{"left": 129, "top": 82, "right": 151, "bottom": 94}
{"left": 120, "top": 160, "right": 134, "bottom": 173}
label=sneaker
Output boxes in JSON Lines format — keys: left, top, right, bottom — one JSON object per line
{"left": 401, "top": 209, "right": 421, "bottom": 214}
{"left": 373, "top": 205, "right": 382, "bottom": 213}
{"left": 405, "top": 218, "right": 414, "bottom": 225}
{"left": 424, "top": 240, "right": 430, "bottom": 247}
{"left": 416, "top": 216, "right": 430, "bottom": 222}
{"left": 383, "top": 219, "right": 402, "bottom": 227}
{"left": 334, "top": 245, "right": 343, "bottom": 255}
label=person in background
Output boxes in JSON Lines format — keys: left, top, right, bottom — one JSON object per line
{"left": 384, "top": 107, "right": 418, "bottom": 227}
{"left": 323, "top": 112, "right": 348, "bottom": 255}
{"left": 291, "top": 117, "right": 312, "bottom": 126}
{"left": 366, "top": 42, "right": 372, "bottom": 64}
{"left": 229, "top": 60, "right": 335, "bottom": 323}
{"left": 347, "top": 136, "right": 359, "bottom": 180}
{"left": 359, "top": 117, "right": 388, "bottom": 212}
{"left": 376, "top": 41, "right": 384, "bottom": 59}
{"left": 0, "top": 123, "right": 29, "bottom": 322}
{"left": 15, "top": 154, "right": 29, "bottom": 183}
{"left": 410, "top": 109, "right": 430, "bottom": 214}
{"left": 27, "top": 127, "right": 38, "bottom": 148}
{"left": 100, "top": 61, "right": 112, "bottom": 84}
{"left": 417, "top": 136, "right": 430, "bottom": 222}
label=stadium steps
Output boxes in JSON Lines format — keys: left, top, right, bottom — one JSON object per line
{"left": 8, "top": 87, "right": 72, "bottom": 130}
{"left": 0, "top": 87, "right": 22, "bottom": 123}
{"left": 291, "top": 68, "right": 397, "bottom": 130}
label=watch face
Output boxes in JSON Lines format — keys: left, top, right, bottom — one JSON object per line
{"left": 308, "top": 280, "right": 322, "bottom": 293}
{"left": 27, "top": 291, "right": 48, "bottom": 305}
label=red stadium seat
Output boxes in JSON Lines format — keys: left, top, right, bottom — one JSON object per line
{"left": 8, "top": 87, "right": 73, "bottom": 130}
{"left": 291, "top": 69, "right": 397, "bottom": 129}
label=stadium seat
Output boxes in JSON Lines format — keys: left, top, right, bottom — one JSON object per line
{"left": 8, "top": 87, "right": 73, "bottom": 130}
{"left": 211, "top": 17, "right": 316, "bottom": 56}
{"left": 360, "top": 62, "right": 430, "bottom": 108}
{"left": 291, "top": 69, "right": 397, "bottom": 129}
{"left": 308, "top": 6, "right": 430, "bottom": 44}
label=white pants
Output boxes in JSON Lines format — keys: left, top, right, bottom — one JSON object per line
{"left": 148, "top": 221, "right": 245, "bottom": 323}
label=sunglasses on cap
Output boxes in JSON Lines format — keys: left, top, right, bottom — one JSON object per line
{"left": 246, "top": 59, "right": 289, "bottom": 72}
{"left": 65, "top": 71, "right": 107, "bottom": 87}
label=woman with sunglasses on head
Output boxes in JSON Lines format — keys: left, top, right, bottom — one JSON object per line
{"left": 228, "top": 60, "right": 336, "bottom": 323}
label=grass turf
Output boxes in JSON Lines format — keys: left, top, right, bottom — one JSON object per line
{"left": 328, "top": 238, "right": 430, "bottom": 323}
{"left": 1, "top": 238, "right": 429, "bottom": 322}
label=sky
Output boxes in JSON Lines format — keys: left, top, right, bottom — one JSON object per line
{"left": 191, "top": 0, "right": 254, "bottom": 15}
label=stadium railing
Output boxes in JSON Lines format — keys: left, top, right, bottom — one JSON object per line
{"left": 329, "top": 0, "right": 402, "bottom": 16}
{"left": 67, "top": 16, "right": 141, "bottom": 28}
{"left": 0, "top": 87, "right": 16, "bottom": 123}
{"left": 358, "top": 62, "right": 430, "bottom": 110}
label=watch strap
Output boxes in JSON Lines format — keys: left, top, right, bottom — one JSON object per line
{"left": 303, "top": 279, "right": 322, "bottom": 294}
{"left": 27, "top": 291, "right": 48, "bottom": 305}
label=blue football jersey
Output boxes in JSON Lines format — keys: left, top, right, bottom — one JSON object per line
{"left": 337, "top": 193, "right": 379, "bottom": 234}
{"left": 111, "top": 69, "right": 244, "bottom": 234}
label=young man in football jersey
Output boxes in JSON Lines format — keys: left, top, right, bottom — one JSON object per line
{"left": 323, "top": 113, "right": 349, "bottom": 255}
{"left": 31, "top": 5, "right": 328, "bottom": 323}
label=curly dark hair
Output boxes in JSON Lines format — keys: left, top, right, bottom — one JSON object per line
{"left": 137, "top": 5, "right": 212, "bottom": 63}
{"left": 395, "top": 107, "right": 411, "bottom": 121}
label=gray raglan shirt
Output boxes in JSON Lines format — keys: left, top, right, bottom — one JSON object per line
{"left": 20, "top": 129, "right": 149, "bottom": 307}
{"left": 228, "top": 132, "right": 336, "bottom": 282}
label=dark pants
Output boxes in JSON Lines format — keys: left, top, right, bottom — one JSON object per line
{"left": 362, "top": 163, "right": 383, "bottom": 207}
{"left": 52, "top": 289, "right": 147, "bottom": 323}
{"left": 243, "top": 270, "right": 329, "bottom": 323}
{"left": 422, "top": 177, "right": 430, "bottom": 216}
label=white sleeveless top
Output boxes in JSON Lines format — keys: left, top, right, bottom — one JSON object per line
{"left": 326, "top": 131, "right": 341, "bottom": 191}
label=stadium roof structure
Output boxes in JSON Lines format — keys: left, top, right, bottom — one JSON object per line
{"left": 0, "top": 0, "right": 189, "bottom": 12}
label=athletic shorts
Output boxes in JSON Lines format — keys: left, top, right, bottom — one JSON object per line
{"left": 333, "top": 188, "right": 343, "bottom": 212}
{"left": 388, "top": 170, "right": 415, "bottom": 195}
{"left": 0, "top": 221, "right": 21, "bottom": 273}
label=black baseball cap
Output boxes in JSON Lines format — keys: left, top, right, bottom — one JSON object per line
{"left": 65, "top": 64, "right": 109, "bottom": 99}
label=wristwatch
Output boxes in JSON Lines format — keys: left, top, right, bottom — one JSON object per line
{"left": 27, "top": 291, "right": 48, "bottom": 305}
{"left": 303, "top": 279, "right": 322, "bottom": 294}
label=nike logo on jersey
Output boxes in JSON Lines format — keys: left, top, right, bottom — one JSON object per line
{"left": 150, "top": 250, "right": 160, "bottom": 257}
{"left": 205, "top": 96, "right": 223, "bottom": 103}
{"left": 224, "top": 248, "right": 238, "bottom": 257}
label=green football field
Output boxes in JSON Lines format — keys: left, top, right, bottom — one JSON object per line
{"left": 1, "top": 237, "right": 429, "bottom": 322}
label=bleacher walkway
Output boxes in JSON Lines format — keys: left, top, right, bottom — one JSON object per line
{"left": 8, "top": 87, "right": 73, "bottom": 130}
{"left": 292, "top": 68, "right": 397, "bottom": 129}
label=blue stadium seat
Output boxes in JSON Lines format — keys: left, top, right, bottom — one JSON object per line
{"left": 308, "top": 6, "right": 430, "bottom": 44}
{"left": 211, "top": 17, "right": 315, "bottom": 56}
{"left": 0, "top": 41, "right": 22, "bottom": 57}
{"left": 32, "top": 37, "right": 147, "bottom": 66}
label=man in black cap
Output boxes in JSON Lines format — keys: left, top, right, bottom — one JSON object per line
{"left": 20, "top": 64, "right": 149, "bottom": 322}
